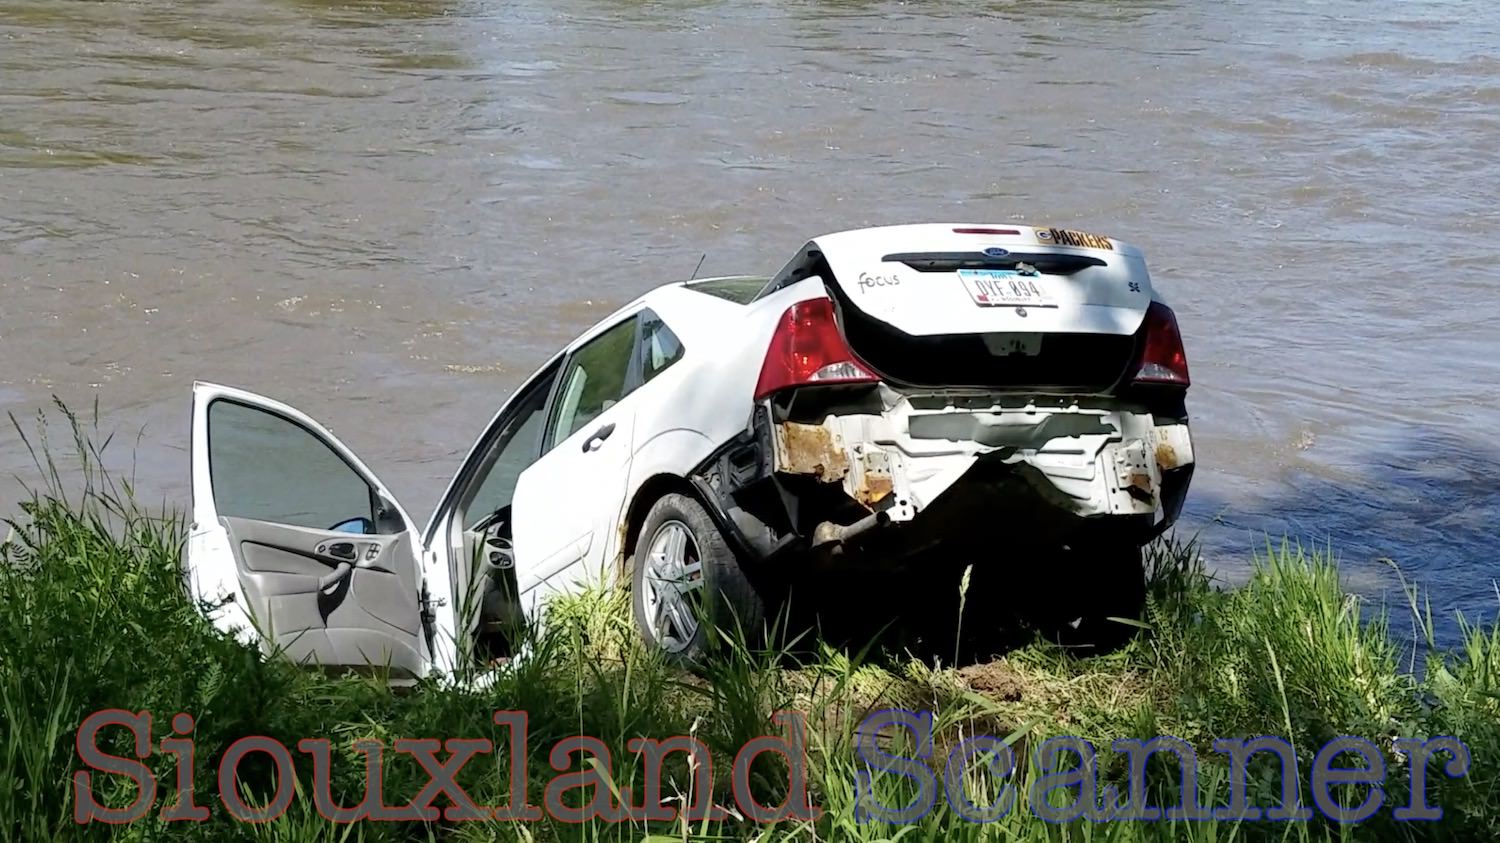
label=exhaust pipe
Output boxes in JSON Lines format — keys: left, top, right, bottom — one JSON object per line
{"left": 811, "top": 509, "right": 888, "bottom": 547}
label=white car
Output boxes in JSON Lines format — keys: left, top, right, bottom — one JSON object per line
{"left": 185, "top": 223, "right": 1195, "bottom": 677}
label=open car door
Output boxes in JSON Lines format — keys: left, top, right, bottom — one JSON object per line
{"left": 185, "top": 382, "right": 454, "bottom": 680}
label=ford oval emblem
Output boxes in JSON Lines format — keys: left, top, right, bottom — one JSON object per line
{"left": 983, "top": 247, "right": 1009, "bottom": 258}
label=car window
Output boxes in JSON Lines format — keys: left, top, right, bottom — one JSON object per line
{"left": 462, "top": 367, "right": 559, "bottom": 529}
{"left": 548, "top": 317, "right": 639, "bottom": 450}
{"left": 207, "top": 399, "right": 378, "bottom": 533}
{"left": 683, "top": 277, "right": 767, "bottom": 304}
{"left": 642, "top": 314, "right": 684, "bottom": 383}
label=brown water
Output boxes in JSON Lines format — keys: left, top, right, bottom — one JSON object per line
{"left": 3, "top": 0, "right": 1498, "bottom": 628}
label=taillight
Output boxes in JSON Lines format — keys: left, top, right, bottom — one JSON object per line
{"left": 754, "top": 297, "right": 878, "bottom": 399}
{"left": 1132, "top": 301, "right": 1190, "bottom": 386}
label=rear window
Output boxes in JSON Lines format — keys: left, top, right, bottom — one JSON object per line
{"left": 683, "top": 277, "right": 767, "bottom": 304}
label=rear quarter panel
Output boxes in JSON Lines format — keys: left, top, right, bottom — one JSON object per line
{"left": 621, "top": 280, "right": 825, "bottom": 499}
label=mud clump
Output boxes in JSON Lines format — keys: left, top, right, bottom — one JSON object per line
{"left": 956, "top": 662, "right": 1025, "bottom": 702}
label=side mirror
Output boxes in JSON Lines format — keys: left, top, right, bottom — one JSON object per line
{"left": 329, "top": 517, "right": 375, "bottom": 535}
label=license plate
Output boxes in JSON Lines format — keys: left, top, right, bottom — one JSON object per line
{"left": 958, "top": 269, "right": 1055, "bottom": 308}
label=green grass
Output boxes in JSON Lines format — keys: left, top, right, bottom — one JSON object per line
{"left": 2, "top": 406, "right": 1498, "bottom": 841}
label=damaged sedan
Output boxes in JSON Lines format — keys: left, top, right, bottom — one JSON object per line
{"left": 185, "top": 223, "right": 1194, "bottom": 677}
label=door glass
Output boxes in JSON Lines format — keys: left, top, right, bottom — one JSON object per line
{"left": 548, "top": 317, "right": 639, "bottom": 450}
{"left": 642, "top": 314, "right": 685, "bottom": 383}
{"left": 462, "top": 368, "right": 559, "bottom": 529}
{"left": 207, "top": 400, "right": 377, "bottom": 533}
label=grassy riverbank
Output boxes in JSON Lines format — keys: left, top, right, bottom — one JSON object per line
{"left": 2, "top": 419, "right": 1498, "bottom": 842}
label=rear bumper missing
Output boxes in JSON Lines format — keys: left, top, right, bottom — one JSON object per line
{"left": 692, "top": 387, "right": 1194, "bottom": 565}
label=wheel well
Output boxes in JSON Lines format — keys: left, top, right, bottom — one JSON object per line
{"left": 622, "top": 474, "right": 702, "bottom": 568}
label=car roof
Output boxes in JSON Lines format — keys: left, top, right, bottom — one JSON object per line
{"left": 557, "top": 275, "right": 763, "bottom": 353}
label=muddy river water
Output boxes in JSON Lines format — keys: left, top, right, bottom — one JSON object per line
{"left": 2, "top": 0, "right": 1497, "bottom": 633}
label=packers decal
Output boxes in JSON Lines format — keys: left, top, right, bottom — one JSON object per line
{"left": 1035, "top": 227, "right": 1114, "bottom": 250}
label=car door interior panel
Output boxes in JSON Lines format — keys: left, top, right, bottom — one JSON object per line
{"left": 220, "top": 517, "right": 424, "bottom": 677}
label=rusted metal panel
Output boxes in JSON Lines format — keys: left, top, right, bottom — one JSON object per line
{"left": 773, "top": 421, "right": 898, "bottom": 510}
{"left": 772, "top": 421, "right": 850, "bottom": 482}
{"left": 1108, "top": 439, "right": 1158, "bottom": 511}
{"left": 848, "top": 446, "right": 895, "bottom": 508}
{"left": 855, "top": 473, "right": 893, "bottom": 507}
{"left": 1150, "top": 424, "right": 1194, "bottom": 471}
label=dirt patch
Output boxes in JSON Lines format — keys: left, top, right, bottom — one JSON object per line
{"left": 956, "top": 661, "right": 1026, "bottom": 702}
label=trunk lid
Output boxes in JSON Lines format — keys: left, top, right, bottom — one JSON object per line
{"left": 772, "top": 223, "right": 1154, "bottom": 337}
{"left": 764, "top": 224, "right": 1160, "bottom": 392}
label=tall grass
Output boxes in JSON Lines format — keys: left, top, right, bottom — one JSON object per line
{"left": 1, "top": 407, "right": 1497, "bottom": 841}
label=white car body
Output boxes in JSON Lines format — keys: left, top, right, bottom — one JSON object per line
{"left": 184, "top": 223, "right": 1195, "bottom": 678}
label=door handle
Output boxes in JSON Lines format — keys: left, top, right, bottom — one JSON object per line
{"left": 314, "top": 540, "right": 371, "bottom": 563}
{"left": 316, "top": 562, "right": 353, "bottom": 592}
{"left": 582, "top": 422, "right": 616, "bottom": 453}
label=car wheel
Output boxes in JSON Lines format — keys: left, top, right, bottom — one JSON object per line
{"left": 1051, "top": 544, "right": 1147, "bottom": 653}
{"left": 631, "top": 492, "right": 764, "bottom": 664}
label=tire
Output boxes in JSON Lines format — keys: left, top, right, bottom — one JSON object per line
{"left": 1050, "top": 544, "right": 1147, "bottom": 653}
{"left": 630, "top": 492, "right": 764, "bottom": 664}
